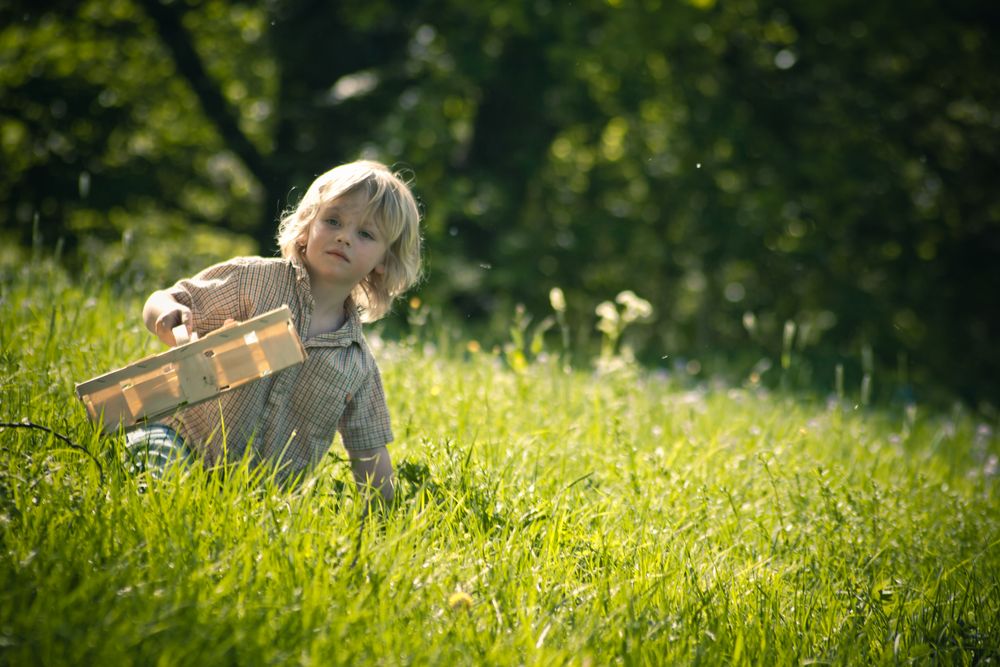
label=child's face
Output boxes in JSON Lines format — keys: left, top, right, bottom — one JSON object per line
{"left": 302, "top": 188, "right": 388, "bottom": 292}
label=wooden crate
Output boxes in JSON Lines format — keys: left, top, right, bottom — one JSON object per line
{"left": 76, "top": 306, "right": 306, "bottom": 433}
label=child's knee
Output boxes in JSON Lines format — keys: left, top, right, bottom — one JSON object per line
{"left": 124, "top": 424, "right": 191, "bottom": 477}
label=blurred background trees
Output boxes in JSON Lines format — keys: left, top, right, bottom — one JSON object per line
{"left": 2, "top": 0, "right": 998, "bottom": 407}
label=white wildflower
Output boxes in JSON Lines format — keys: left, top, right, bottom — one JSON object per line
{"left": 595, "top": 301, "right": 618, "bottom": 323}
{"left": 615, "top": 290, "right": 653, "bottom": 323}
{"left": 549, "top": 287, "right": 566, "bottom": 313}
{"left": 595, "top": 301, "right": 619, "bottom": 335}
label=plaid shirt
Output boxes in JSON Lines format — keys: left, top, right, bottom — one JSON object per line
{"left": 163, "top": 256, "right": 393, "bottom": 480}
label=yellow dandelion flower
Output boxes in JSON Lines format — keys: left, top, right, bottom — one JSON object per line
{"left": 448, "top": 591, "right": 473, "bottom": 610}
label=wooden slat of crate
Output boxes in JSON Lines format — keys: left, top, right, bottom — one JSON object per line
{"left": 76, "top": 305, "right": 306, "bottom": 433}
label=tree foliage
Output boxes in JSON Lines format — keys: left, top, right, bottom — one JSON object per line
{"left": 2, "top": 0, "right": 998, "bottom": 405}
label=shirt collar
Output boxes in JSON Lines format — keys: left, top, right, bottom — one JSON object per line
{"left": 290, "top": 254, "right": 310, "bottom": 284}
{"left": 288, "top": 255, "right": 364, "bottom": 347}
{"left": 339, "top": 296, "right": 365, "bottom": 344}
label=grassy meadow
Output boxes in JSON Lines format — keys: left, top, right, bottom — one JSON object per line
{"left": 1, "top": 254, "right": 999, "bottom": 665}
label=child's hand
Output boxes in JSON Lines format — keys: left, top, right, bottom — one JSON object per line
{"left": 153, "top": 305, "right": 193, "bottom": 347}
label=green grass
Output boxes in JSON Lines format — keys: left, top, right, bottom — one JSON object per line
{"left": 2, "top": 256, "right": 999, "bottom": 665}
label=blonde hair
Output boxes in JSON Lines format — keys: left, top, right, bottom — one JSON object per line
{"left": 276, "top": 160, "right": 422, "bottom": 322}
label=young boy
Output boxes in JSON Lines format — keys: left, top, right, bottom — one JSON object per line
{"left": 136, "top": 160, "right": 422, "bottom": 504}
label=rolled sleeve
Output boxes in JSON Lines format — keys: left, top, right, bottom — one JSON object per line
{"left": 166, "top": 259, "right": 249, "bottom": 336}
{"left": 338, "top": 366, "right": 393, "bottom": 451}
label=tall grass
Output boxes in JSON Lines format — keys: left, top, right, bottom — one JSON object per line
{"left": 1, "top": 255, "right": 998, "bottom": 665}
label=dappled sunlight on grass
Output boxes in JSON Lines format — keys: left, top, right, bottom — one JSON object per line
{"left": 1, "top": 256, "right": 998, "bottom": 664}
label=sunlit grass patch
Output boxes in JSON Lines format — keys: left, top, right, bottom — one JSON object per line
{"left": 1, "top": 256, "right": 998, "bottom": 664}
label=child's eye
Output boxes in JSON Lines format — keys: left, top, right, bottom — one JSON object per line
{"left": 324, "top": 218, "right": 341, "bottom": 227}
{"left": 360, "top": 229, "right": 375, "bottom": 240}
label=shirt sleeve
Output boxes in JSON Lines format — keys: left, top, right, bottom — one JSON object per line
{"left": 338, "top": 364, "right": 394, "bottom": 451}
{"left": 166, "top": 259, "right": 249, "bottom": 338}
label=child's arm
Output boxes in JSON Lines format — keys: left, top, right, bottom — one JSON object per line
{"left": 142, "top": 290, "right": 193, "bottom": 347}
{"left": 348, "top": 446, "right": 394, "bottom": 510}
